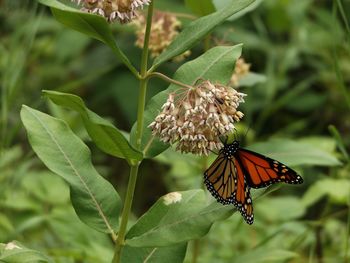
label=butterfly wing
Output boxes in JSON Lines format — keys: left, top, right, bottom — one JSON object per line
{"left": 233, "top": 158, "right": 254, "bottom": 224}
{"left": 204, "top": 153, "right": 254, "bottom": 224}
{"left": 204, "top": 153, "right": 236, "bottom": 205}
{"left": 237, "top": 148, "right": 303, "bottom": 189}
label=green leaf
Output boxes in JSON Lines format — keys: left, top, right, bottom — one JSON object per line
{"left": 152, "top": 0, "right": 254, "bottom": 68}
{"left": 256, "top": 197, "right": 306, "bottom": 222}
{"left": 238, "top": 72, "right": 266, "bottom": 87}
{"left": 0, "top": 241, "right": 53, "bottom": 263}
{"left": 185, "top": 0, "right": 215, "bottom": 16}
{"left": 125, "top": 190, "right": 233, "bottom": 247}
{"left": 20, "top": 105, "right": 121, "bottom": 235}
{"left": 328, "top": 125, "right": 349, "bottom": 161}
{"left": 134, "top": 45, "right": 243, "bottom": 158}
{"left": 213, "top": 0, "right": 263, "bottom": 21}
{"left": 121, "top": 244, "right": 187, "bottom": 263}
{"left": 22, "top": 171, "right": 70, "bottom": 205}
{"left": 247, "top": 138, "right": 341, "bottom": 167}
{"left": 0, "top": 215, "right": 14, "bottom": 241}
{"left": 49, "top": 207, "right": 114, "bottom": 261}
{"left": 43, "top": 90, "right": 143, "bottom": 165}
{"left": 233, "top": 248, "right": 298, "bottom": 263}
{"left": 302, "top": 179, "right": 350, "bottom": 207}
{"left": 37, "top": 0, "right": 138, "bottom": 76}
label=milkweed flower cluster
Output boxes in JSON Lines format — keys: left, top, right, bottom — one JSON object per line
{"left": 134, "top": 11, "right": 190, "bottom": 60}
{"left": 231, "top": 58, "right": 251, "bottom": 87}
{"left": 149, "top": 80, "right": 246, "bottom": 155}
{"left": 72, "top": 0, "right": 151, "bottom": 23}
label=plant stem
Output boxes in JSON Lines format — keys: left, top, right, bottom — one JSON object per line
{"left": 191, "top": 156, "right": 208, "bottom": 263}
{"left": 140, "top": 0, "right": 154, "bottom": 77}
{"left": 112, "top": 164, "right": 139, "bottom": 262}
{"left": 147, "top": 72, "right": 193, "bottom": 89}
{"left": 111, "top": 2, "right": 154, "bottom": 262}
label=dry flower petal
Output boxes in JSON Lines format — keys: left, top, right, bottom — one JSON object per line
{"left": 134, "top": 11, "right": 190, "bottom": 60}
{"left": 231, "top": 58, "right": 251, "bottom": 87}
{"left": 71, "top": 0, "right": 151, "bottom": 23}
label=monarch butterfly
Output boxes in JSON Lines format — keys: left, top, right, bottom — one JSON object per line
{"left": 204, "top": 140, "right": 303, "bottom": 224}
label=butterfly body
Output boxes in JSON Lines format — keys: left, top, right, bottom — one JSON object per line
{"left": 204, "top": 140, "right": 303, "bottom": 225}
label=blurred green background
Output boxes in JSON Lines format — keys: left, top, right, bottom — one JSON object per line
{"left": 0, "top": 0, "right": 349, "bottom": 262}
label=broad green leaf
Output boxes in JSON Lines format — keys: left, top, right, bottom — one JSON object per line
{"left": 247, "top": 138, "right": 341, "bottom": 166}
{"left": 134, "top": 45, "right": 243, "bottom": 158}
{"left": 232, "top": 248, "right": 298, "bottom": 263}
{"left": 298, "top": 136, "right": 337, "bottom": 153}
{"left": 21, "top": 106, "right": 121, "bottom": 234}
{"left": 37, "top": 0, "right": 137, "bottom": 76}
{"left": 185, "top": 0, "right": 215, "bottom": 16}
{"left": 43, "top": 90, "right": 143, "bottom": 165}
{"left": 302, "top": 179, "right": 350, "bottom": 207}
{"left": 152, "top": 0, "right": 254, "bottom": 68}
{"left": 256, "top": 197, "right": 305, "bottom": 222}
{"left": 125, "top": 190, "right": 233, "bottom": 247}
{"left": 121, "top": 244, "right": 187, "bottom": 263}
{"left": 0, "top": 146, "right": 22, "bottom": 169}
{"left": 238, "top": 72, "right": 266, "bottom": 87}
{"left": 213, "top": 0, "right": 263, "bottom": 21}
{"left": 0, "top": 241, "right": 53, "bottom": 263}
{"left": 49, "top": 207, "right": 114, "bottom": 261}
{"left": 22, "top": 171, "right": 70, "bottom": 205}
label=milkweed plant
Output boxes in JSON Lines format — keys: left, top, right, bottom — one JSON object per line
{"left": 19, "top": 0, "right": 264, "bottom": 262}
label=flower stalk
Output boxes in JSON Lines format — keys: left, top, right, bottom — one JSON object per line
{"left": 112, "top": 1, "right": 154, "bottom": 262}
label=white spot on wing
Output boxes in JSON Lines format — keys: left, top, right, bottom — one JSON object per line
{"left": 163, "top": 192, "right": 182, "bottom": 205}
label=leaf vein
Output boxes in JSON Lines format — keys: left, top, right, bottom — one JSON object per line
{"left": 28, "top": 109, "right": 116, "bottom": 236}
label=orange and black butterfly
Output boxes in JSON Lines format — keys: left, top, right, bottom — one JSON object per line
{"left": 204, "top": 140, "right": 303, "bottom": 224}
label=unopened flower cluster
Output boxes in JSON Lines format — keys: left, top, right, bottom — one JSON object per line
{"left": 149, "top": 80, "right": 246, "bottom": 155}
{"left": 231, "top": 58, "right": 251, "bottom": 87}
{"left": 72, "top": 0, "right": 151, "bottom": 23}
{"left": 134, "top": 11, "right": 190, "bottom": 60}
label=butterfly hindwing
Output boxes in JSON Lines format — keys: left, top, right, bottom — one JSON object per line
{"left": 233, "top": 158, "right": 254, "bottom": 224}
{"left": 204, "top": 153, "right": 254, "bottom": 224}
{"left": 237, "top": 148, "right": 303, "bottom": 189}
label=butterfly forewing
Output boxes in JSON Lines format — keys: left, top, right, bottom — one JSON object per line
{"left": 204, "top": 153, "right": 236, "bottom": 204}
{"left": 238, "top": 148, "right": 303, "bottom": 189}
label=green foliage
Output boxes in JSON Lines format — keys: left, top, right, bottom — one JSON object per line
{"left": 121, "top": 244, "right": 187, "bottom": 263}
{"left": 302, "top": 179, "right": 350, "bottom": 206}
{"left": 20, "top": 106, "right": 121, "bottom": 235}
{"left": 213, "top": 0, "right": 264, "bottom": 21}
{"left": 184, "top": 0, "right": 215, "bottom": 17}
{"left": 0, "top": 241, "right": 53, "bottom": 263}
{"left": 37, "top": 0, "right": 138, "bottom": 75}
{"left": 126, "top": 190, "right": 233, "bottom": 247}
{"left": 152, "top": 0, "right": 254, "bottom": 68}
{"left": 43, "top": 90, "right": 143, "bottom": 165}
{"left": 1, "top": 0, "right": 350, "bottom": 262}
{"left": 247, "top": 138, "right": 341, "bottom": 166}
